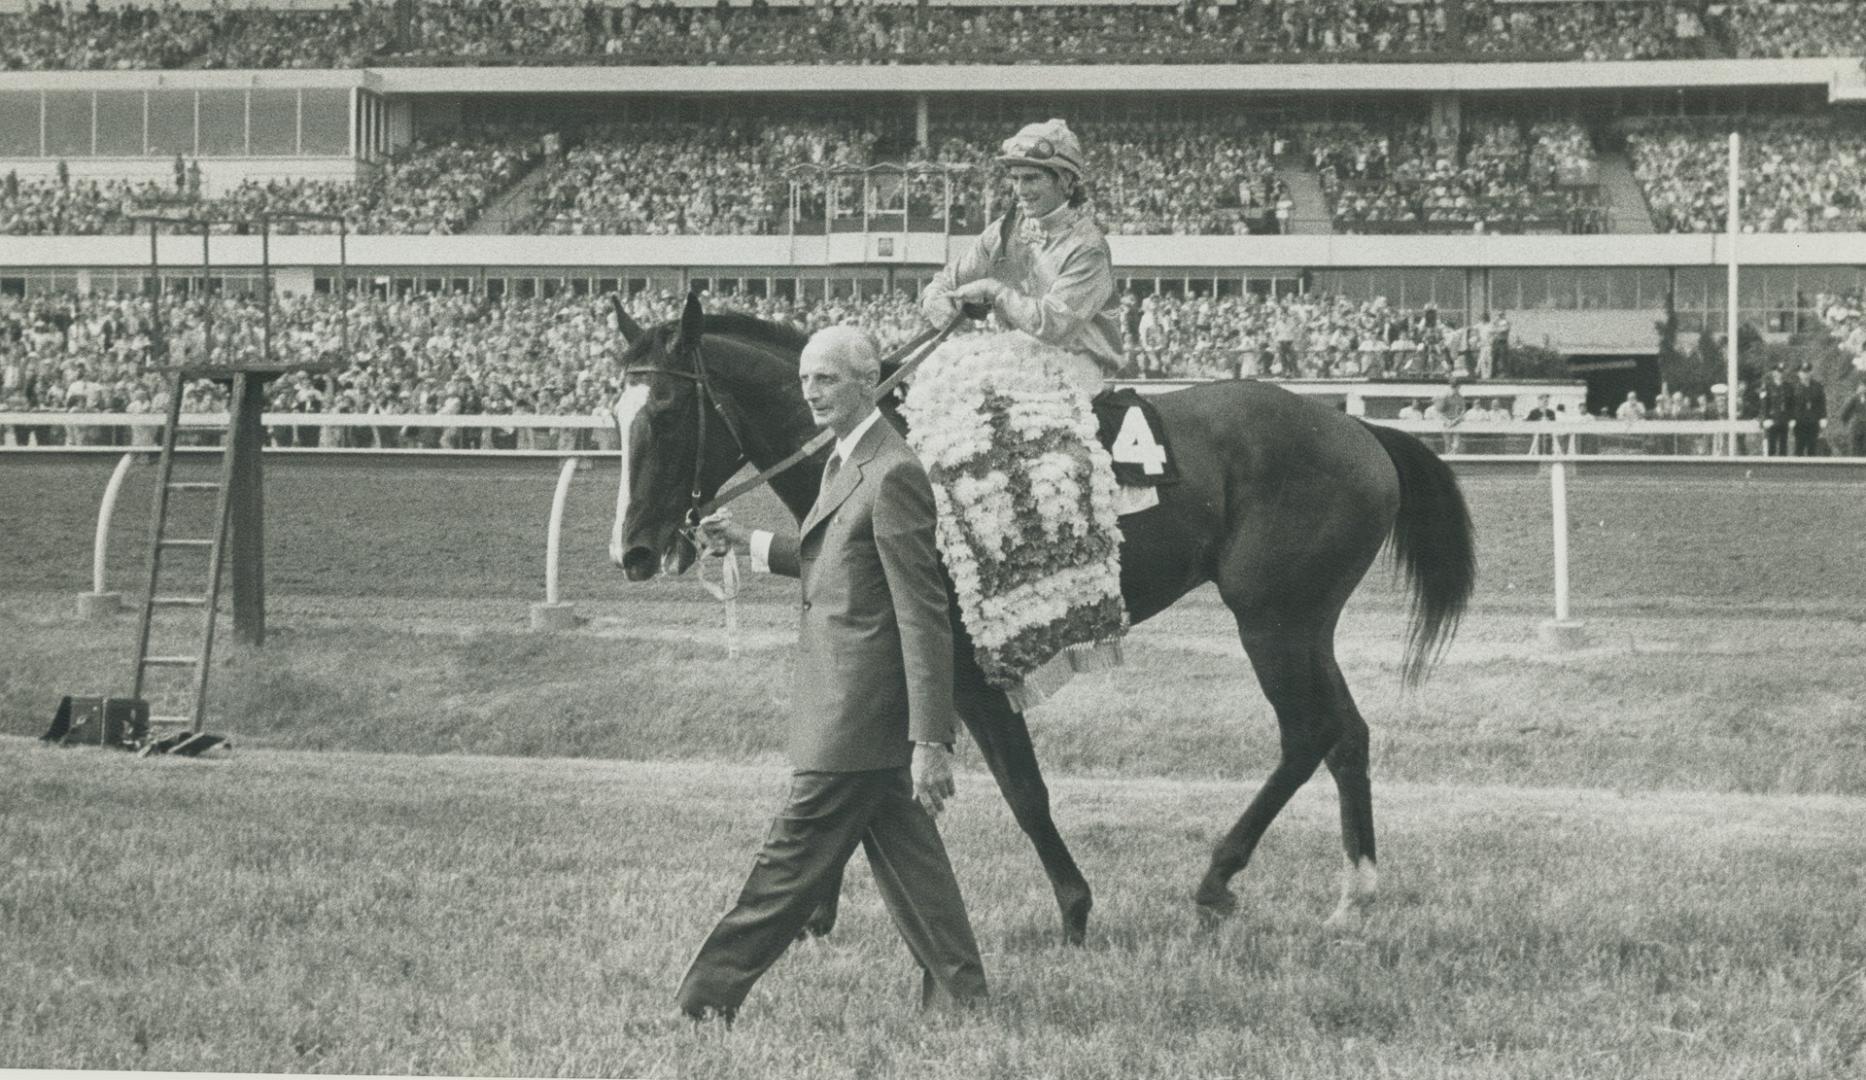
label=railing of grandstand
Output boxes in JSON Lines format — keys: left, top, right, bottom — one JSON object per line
{"left": 364, "top": 49, "right": 1587, "bottom": 68}
{"left": 0, "top": 413, "right": 1844, "bottom": 460}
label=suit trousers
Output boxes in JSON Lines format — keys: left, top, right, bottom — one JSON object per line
{"left": 676, "top": 767, "right": 987, "bottom": 1014}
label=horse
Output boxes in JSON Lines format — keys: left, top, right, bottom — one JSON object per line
{"left": 609, "top": 295, "right": 1475, "bottom": 945}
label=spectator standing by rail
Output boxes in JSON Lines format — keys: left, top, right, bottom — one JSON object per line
{"left": 1791, "top": 363, "right": 1827, "bottom": 456}
{"left": 1758, "top": 365, "right": 1795, "bottom": 457}
{"left": 1839, "top": 381, "right": 1866, "bottom": 457}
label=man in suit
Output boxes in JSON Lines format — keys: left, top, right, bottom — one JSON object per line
{"left": 1840, "top": 380, "right": 1866, "bottom": 458}
{"left": 1758, "top": 364, "right": 1796, "bottom": 457}
{"left": 679, "top": 325, "right": 987, "bottom": 1022}
{"left": 1791, "top": 362, "right": 1828, "bottom": 456}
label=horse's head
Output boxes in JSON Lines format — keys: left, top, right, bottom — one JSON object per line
{"left": 608, "top": 294, "right": 813, "bottom": 581}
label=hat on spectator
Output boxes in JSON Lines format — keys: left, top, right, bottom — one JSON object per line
{"left": 998, "top": 119, "right": 1087, "bottom": 181}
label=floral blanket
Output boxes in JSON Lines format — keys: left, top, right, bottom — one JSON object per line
{"left": 900, "top": 332, "right": 1127, "bottom": 709}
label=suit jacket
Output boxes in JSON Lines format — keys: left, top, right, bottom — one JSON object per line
{"left": 1793, "top": 379, "right": 1827, "bottom": 424}
{"left": 765, "top": 417, "right": 955, "bottom": 773}
{"left": 1759, "top": 379, "right": 1796, "bottom": 423}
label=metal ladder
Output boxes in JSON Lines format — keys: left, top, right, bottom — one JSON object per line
{"left": 130, "top": 368, "right": 244, "bottom": 734}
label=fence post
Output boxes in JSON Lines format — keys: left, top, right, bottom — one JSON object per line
{"left": 1538, "top": 458, "right": 1587, "bottom": 650}
{"left": 78, "top": 452, "right": 138, "bottom": 620}
{"left": 531, "top": 455, "right": 582, "bottom": 631}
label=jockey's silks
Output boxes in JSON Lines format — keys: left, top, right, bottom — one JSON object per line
{"left": 925, "top": 201, "right": 1124, "bottom": 375}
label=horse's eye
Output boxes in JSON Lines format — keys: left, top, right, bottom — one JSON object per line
{"left": 650, "top": 379, "right": 678, "bottom": 407}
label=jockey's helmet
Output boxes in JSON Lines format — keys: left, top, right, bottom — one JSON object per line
{"left": 998, "top": 119, "right": 1086, "bottom": 183}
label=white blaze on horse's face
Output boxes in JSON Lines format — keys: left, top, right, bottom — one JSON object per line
{"left": 609, "top": 382, "right": 652, "bottom": 567}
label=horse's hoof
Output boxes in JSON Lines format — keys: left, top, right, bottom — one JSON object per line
{"left": 1194, "top": 886, "right": 1238, "bottom": 927}
{"left": 1061, "top": 893, "right": 1093, "bottom": 947}
{"left": 1323, "top": 897, "right": 1373, "bottom": 936}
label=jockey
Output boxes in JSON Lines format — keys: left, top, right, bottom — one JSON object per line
{"left": 919, "top": 118, "right": 1123, "bottom": 397}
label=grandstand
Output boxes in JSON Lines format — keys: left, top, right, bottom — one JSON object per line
{"left": 3, "top": 0, "right": 1866, "bottom": 426}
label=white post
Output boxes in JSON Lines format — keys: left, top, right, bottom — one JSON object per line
{"left": 1726, "top": 131, "right": 1741, "bottom": 459}
{"left": 531, "top": 456, "right": 581, "bottom": 631}
{"left": 1550, "top": 460, "right": 1570, "bottom": 622}
{"left": 78, "top": 452, "right": 137, "bottom": 619}
{"left": 1539, "top": 458, "right": 1586, "bottom": 649}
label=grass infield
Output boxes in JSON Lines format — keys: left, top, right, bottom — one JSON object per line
{"left": 2, "top": 456, "right": 1865, "bottom": 1076}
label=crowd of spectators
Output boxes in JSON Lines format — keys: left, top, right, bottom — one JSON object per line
{"left": 1305, "top": 119, "right": 1604, "bottom": 234}
{"left": 1815, "top": 290, "right": 1866, "bottom": 374}
{"left": 1725, "top": 0, "right": 1866, "bottom": 59}
{"left": 922, "top": 119, "right": 1289, "bottom": 236}
{"left": 0, "top": 282, "right": 1519, "bottom": 446}
{"left": 1120, "top": 288, "right": 1508, "bottom": 379}
{"left": 1626, "top": 117, "right": 1866, "bottom": 233}
{"left": 13, "top": 0, "right": 1860, "bottom": 70}
{"left": 518, "top": 121, "right": 875, "bottom": 236}
{"left": 1462, "top": 0, "right": 1712, "bottom": 60}
{"left": 0, "top": 174, "right": 172, "bottom": 235}
{"left": 1, "top": 131, "right": 542, "bottom": 236}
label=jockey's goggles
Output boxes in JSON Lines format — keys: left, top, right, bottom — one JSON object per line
{"left": 1000, "top": 135, "right": 1058, "bottom": 160}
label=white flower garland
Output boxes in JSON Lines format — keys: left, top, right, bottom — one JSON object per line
{"left": 902, "top": 331, "right": 1127, "bottom": 692}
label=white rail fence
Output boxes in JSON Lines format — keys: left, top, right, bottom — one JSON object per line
{"left": 7, "top": 414, "right": 1862, "bottom": 642}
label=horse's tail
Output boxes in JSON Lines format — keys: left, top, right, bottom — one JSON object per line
{"left": 1359, "top": 420, "right": 1476, "bottom": 686}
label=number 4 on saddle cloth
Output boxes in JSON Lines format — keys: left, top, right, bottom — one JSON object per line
{"left": 897, "top": 337, "right": 1178, "bottom": 710}
{"left": 1094, "top": 387, "right": 1180, "bottom": 513}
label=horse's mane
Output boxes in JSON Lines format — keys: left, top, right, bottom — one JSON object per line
{"left": 651, "top": 312, "right": 809, "bottom": 360}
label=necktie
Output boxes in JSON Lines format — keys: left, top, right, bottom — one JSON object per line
{"left": 821, "top": 450, "right": 842, "bottom": 494}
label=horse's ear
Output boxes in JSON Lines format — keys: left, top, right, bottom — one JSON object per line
{"left": 675, "top": 289, "right": 704, "bottom": 352}
{"left": 610, "top": 295, "right": 642, "bottom": 344}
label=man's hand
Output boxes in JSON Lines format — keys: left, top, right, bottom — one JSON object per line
{"left": 921, "top": 289, "right": 960, "bottom": 327}
{"left": 912, "top": 742, "right": 955, "bottom": 818}
{"left": 697, "top": 510, "right": 749, "bottom": 557}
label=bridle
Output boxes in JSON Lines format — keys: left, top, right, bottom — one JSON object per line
{"left": 619, "top": 331, "right": 751, "bottom": 537}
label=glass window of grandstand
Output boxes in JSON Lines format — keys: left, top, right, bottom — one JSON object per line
{"left": 829, "top": 278, "right": 856, "bottom": 301}
{"left": 302, "top": 90, "right": 349, "bottom": 157}
{"left": 148, "top": 90, "right": 196, "bottom": 157}
{"left": 250, "top": 90, "right": 299, "bottom": 157}
{"left": 486, "top": 279, "right": 507, "bottom": 301}
{"left": 0, "top": 277, "right": 24, "bottom": 298}
{"left": 800, "top": 278, "right": 825, "bottom": 305}
{"left": 1671, "top": 268, "right": 1719, "bottom": 334}
{"left": 514, "top": 278, "right": 536, "bottom": 300}
{"left": 745, "top": 278, "right": 768, "bottom": 300}
{"left": 0, "top": 93, "right": 39, "bottom": 156}
{"left": 773, "top": 278, "right": 797, "bottom": 303}
{"left": 45, "top": 93, "right": 93, "bottom": 157}
{"left": 198, "top": 91, "right": 247, "bottom": 157}
{"left": 95, "top": 92, "right": 144, "bottom": 157}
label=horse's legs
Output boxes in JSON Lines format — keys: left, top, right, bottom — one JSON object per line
{"left": 1193, "top": 627, "right": 1348, "bottom": 920}
{"left": 955, "top": 673, "right": 1094, "bottom": 946}
{"left": 1321, "top": 662, "right": 1379, "bottom": 928}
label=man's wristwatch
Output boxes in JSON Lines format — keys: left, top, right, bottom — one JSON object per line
{"left": 915, "top": 741, "right": 954, "bottom": 752}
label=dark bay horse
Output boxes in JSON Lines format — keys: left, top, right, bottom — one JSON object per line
{"left": 609, "top": 296, "right": 1475, "bottom": 944}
